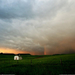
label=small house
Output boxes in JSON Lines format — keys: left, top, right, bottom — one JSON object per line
{"left": 19, "top": 56, "right": 22, "bottom": 60}
{"left": 14, "top": 54, "right": 22, "bottom": 60}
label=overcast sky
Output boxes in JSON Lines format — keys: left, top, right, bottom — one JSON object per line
{"left": 0, "top": 0, "right": 75, "bottom": 55}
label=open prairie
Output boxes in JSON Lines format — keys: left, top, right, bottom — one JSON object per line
{"left": 0, "top": 54, "right": 75, "bottom": 75}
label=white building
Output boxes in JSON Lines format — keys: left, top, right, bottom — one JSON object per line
{"left": 14, "top": 55, "right": 22, "bottom": 60}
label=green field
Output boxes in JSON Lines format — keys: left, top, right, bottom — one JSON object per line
{"left": 0, "top": 54, "right": 75, "bottom": 75}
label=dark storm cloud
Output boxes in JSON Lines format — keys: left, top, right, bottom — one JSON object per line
{"left": 0, "top": 0, "right": 34, "bottom": 19}
{"left": 0, "top": 0, "right": 69, "bottom": 19}
{"left": 0, "top": 0, "right": 75, "bottom": 55}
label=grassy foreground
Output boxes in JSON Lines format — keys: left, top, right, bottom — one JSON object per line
{"left": 0, "top": 54, "right": 75, "bottom": 75}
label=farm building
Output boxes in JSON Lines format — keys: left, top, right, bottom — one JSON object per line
{"left": 14, "top": 55, "right": 22, "bottom": 60}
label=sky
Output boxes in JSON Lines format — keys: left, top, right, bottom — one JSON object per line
{"left": 0, "top": 0, "right": 75, "bottom": 55}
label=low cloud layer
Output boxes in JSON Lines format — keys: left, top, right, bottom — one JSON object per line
{"left": 0, "top": 0, "right": 75, "bottom": 55}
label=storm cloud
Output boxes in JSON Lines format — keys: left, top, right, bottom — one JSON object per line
{"left": 0, "top": 0, "right": 75, "bottom": 55}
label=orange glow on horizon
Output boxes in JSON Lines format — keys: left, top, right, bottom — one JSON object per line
{"left": 0, "top": 48, "right": 29, "bottom": 54}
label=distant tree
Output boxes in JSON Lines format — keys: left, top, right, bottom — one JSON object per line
{"left": 0, "top": 52, "right": 3, "bottom": 55}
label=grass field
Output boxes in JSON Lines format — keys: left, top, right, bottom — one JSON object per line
{"left": 0, "top": 54, "right": 75, "bottom": 75}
